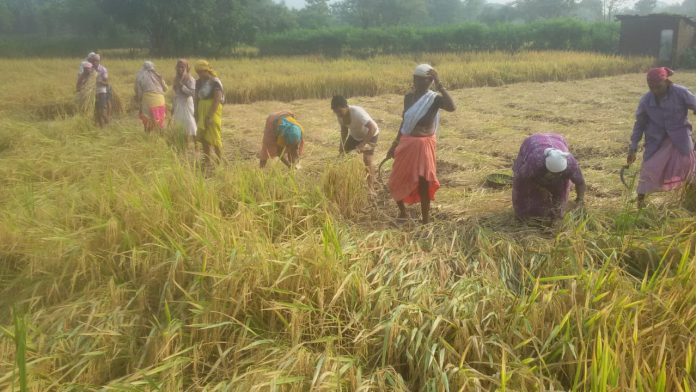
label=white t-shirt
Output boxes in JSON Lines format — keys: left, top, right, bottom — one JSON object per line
{"left": 337, "top": 105, "right": 379, "bottom": 141}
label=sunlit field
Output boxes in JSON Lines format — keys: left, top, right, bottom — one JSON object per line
{"left": 0, "top": 51, "right": 652, "bottom": 120}
{"left": 1, "top": 52, "right": 695, "bottom": 391}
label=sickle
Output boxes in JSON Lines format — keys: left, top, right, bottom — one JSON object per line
{"left": 620, "top": 165, "right": 630, "bottom": 189}
{"left": 377, "top": 156, "right": 392, "bottom": 180}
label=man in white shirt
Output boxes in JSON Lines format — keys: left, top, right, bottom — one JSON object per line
{"left": 331, "top": 95, "right": 380, "bottom": 191}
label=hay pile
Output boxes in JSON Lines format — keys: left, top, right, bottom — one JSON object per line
{"left": 75, "top": 76, "right": 125, "bottom": 119}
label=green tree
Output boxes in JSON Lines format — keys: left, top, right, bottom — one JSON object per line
{"left": 633, "top": 0, "right": 656, "bottom": 14}
{"left": 99, "top": 0, "right": 248, "bottom": 55}
{"left": 334, "top": 0, "right": 428, "bottom": 28}
{"left": 297, "top": 0, "right": 333, "bottom": 29}
{"left": 515, "top": 0, "right": 576, "bottom": 21}
{"left": 427, "top": 0, "right": 463, "bottom": 24}
{"left": 244, "top": 0, "right": 298, "bottom": 36}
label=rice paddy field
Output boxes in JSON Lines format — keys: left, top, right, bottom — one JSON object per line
{"left": 1, "top": 51, "right": 695, "bottom": 391}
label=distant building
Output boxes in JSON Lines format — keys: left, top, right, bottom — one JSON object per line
{"left": 616, "top": 14, "right": 696, "bottom": 67}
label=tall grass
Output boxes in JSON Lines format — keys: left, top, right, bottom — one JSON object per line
{"left": 1, "top": 56, "right": 694, "bottom": 390}
{"left": 0, "top": 109, "right": 694, "bottom": 389}
{"left": 0, "top": 51, "right": 652, "bottom": 120}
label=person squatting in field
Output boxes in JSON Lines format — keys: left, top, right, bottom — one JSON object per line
{"left": 135, "top": 61, "right": 168, "bottom": 133}
{"left": 194, "top": 60, "right": 225, "bottom": 165}
{"left": 387, "top": 64, "right": 456, "bottom": 224}
{"left": 259, "top": 111, "right": 305, "bottom": 169}
{"left": 331, "top": 95, "right": 380, "bottom": 191}
{"left": 172, "top": 59, "right": 198, "bottom": 153}
{"left": 628, "top": 67, "right": 696, "bottom": 208}
{"left": 512, "top": 133, "right": 586, "bottom": 222}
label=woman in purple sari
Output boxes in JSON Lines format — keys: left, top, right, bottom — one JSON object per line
{"left": 628, "top": 67, "right": 696, "bottom": 208}
{"left": 512, "top": 133, "right": 586, "bottom": 221}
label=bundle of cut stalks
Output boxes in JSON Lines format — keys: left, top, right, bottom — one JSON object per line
{"left": 109, "top": 86, "right": 124, "bottom": 116}
{"left": 75, "top": 77, "right": 125, "bottom": 118}
{"left": 75, "top": 77, "right": 96, "bottom": 118}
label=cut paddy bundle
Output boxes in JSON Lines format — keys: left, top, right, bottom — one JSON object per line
{"left": 75, "top": 79, "right": 124, "bottom": 119}
{"left": 75, "top": 77, "right": 96, "bottom": 117}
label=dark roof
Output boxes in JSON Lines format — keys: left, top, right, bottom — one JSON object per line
{"left": 615, "top": 13, "right": 696, "bottom": 27}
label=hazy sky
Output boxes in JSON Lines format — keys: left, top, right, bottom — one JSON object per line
{"left": 277, "top": 0, "right": 683, "bottom": 8}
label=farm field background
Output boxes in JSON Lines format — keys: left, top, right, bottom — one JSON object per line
{"left": 1, "top": 52, "right": 696, "bottom": 390}
{"left": 2, "top": 51, "right": 651, "bottom": 117}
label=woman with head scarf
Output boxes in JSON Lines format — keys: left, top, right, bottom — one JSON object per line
{"left": 172, "top": 59, "right": 197, "bottom": 151}
{"left": 386, "top": 64, "right": 456, "bottom": 224}
{"left": 258, "top": 111, "right": 304, "bottom": 169}
{"left": 512, "top": 133, "right": 586, "bottom": 221}
{"left": 135, "top": 61, "right": 168, "bottom": 133}
{"left": 194, "top": 60, "right": 224, "bottom": 164}
{"left": 75, "top": 61, "right": 93, "bottom": 93}
{"left": 628, "top": 67, "right": 696, "bottom": 208}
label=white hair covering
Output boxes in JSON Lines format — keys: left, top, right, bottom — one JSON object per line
{"left": 414, "top": 63, "right": 433, "bottom": 77}
{"left": 544, "top": 148, "right": 570, "bottom": 173}
{"left": 143, "top": 61, "right": 155, "bottom": 71}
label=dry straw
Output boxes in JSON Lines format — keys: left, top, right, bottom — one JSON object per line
{"left": 0, "top": 53, "right": 694, "bottom": 391}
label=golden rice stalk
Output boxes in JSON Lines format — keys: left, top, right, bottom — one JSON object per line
{"left": 75, "top": 77, "right": 96, "bottom": 118}
{"left": 109, "top": 86, "right": 125, "bottom": 116}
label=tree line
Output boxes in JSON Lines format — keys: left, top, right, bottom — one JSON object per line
{"left": 1, "top": 0, "right": 695, "bottom": 56}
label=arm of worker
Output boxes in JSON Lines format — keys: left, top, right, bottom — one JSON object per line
{"left": 339, "top": 124, "right": 349, "bottom": 155}
{"left": 570, "top": 164, "right": 586, "bottom": 206}
{"left": 680, "top": 86, "right": 696, "bottom": 113}
{"left": 429, "top": 69, "right": 455, "bottom": 112}
{"left": 628, "top": 103, "right": 648, "bottom": 165}
{"left": 180, "top": 77, "right": 195, "bottom": 98}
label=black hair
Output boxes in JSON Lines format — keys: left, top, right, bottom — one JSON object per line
{"left": 331, "top": 95, "right": 348, "bottom": 109}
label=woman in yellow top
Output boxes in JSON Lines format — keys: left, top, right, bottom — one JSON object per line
{"left": 258, "top": 111, "right": 305, "bottom": 168}
{"left": 194, "top": 60, "right": 224, "bottom": 164}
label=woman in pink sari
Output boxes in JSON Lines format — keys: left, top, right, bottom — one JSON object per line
{"left": 628, "top": 67, "right": 696, "bottom": 208}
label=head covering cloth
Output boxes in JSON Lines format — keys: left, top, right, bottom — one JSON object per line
{"left": 414, "top": 64, "right": 434, "bottom": 78}
{"left": 647, "top": 67, "right": 674, "bottom": 87}
{"left": 544, "top": 148, "right": 570, "bottom": 173}
{"left": 195, "top": 60, "right": 218, "bottom": 77}
{"left": 176, "top": 58, "right": 190, "bottom": 72}
{"left": 143, "top": 61, "right": 155, "bottom": 71}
